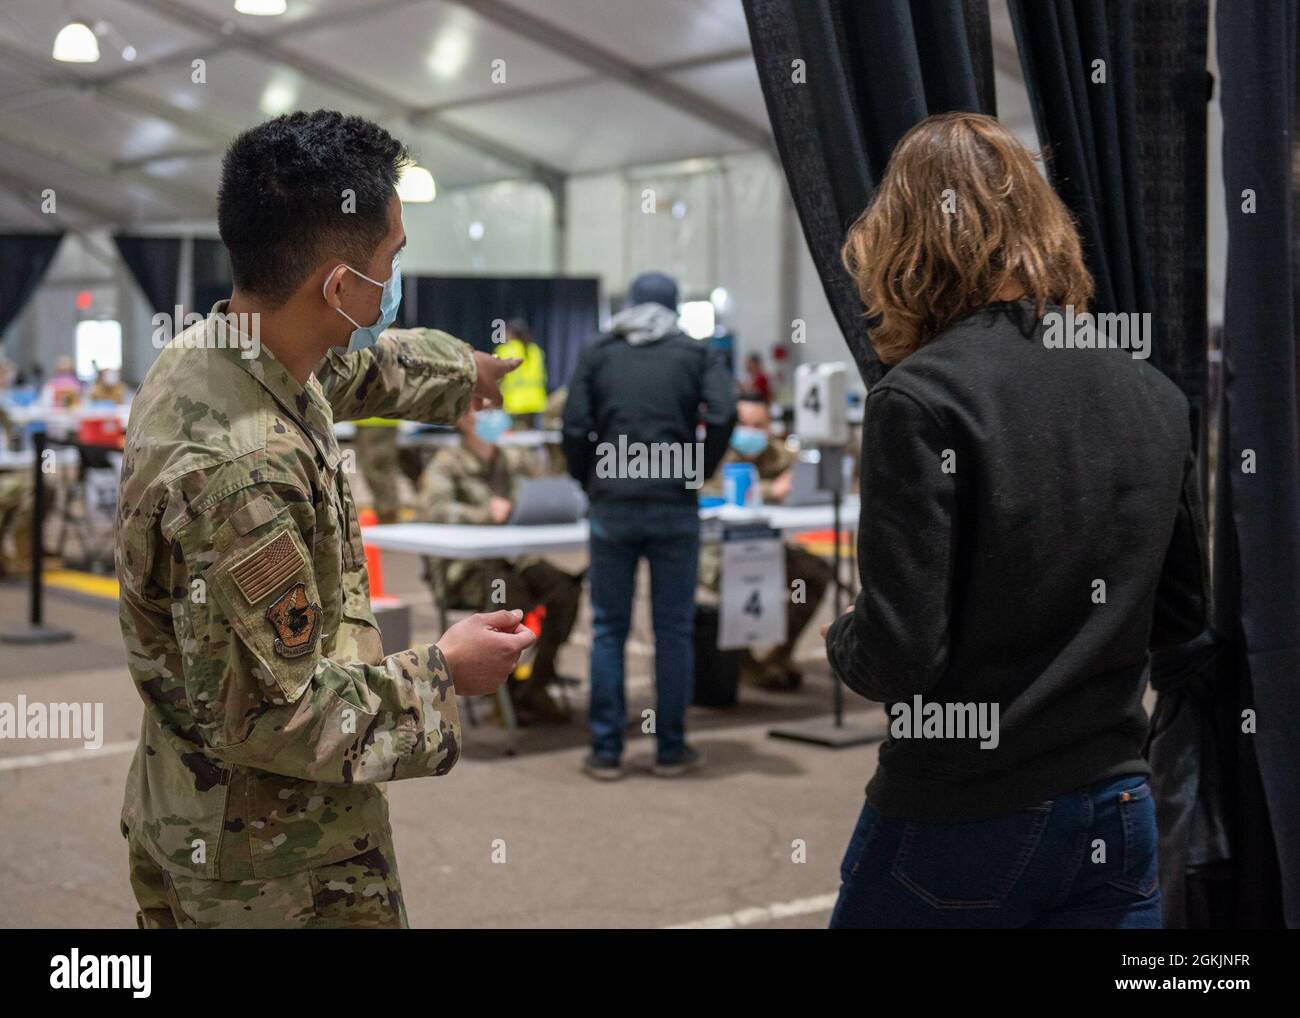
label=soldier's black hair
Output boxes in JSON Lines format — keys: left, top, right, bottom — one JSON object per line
{"left": 218, "top": 110, "right": 409, "bottom": 308}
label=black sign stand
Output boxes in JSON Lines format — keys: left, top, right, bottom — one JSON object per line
{"left": 768, "top": 444, "right": 882, "bottom": 747}
{"left": 2, "top": 428, "right": 74, "bottom": 645}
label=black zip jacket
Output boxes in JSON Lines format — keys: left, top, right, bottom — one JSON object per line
{"left": 827, "top": 302, "right": 1208, "bottom": 821}
{"left": 562, "top": 329, "right": 736, "bottom": 503}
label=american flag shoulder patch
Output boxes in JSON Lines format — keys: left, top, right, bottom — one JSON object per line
{"left": 228, "top": 529, "right": 307, "bottom": 605}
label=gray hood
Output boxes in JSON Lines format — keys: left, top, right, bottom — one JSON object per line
{"left": 610, "top": 302, "right": 679, "bottom": 345}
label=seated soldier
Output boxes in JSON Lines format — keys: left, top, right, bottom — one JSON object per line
{"left": 0, "top": 401, "right": 33, "bottom": 578}
{"left": 541, "top": 385, "right": 567, "bottom": 476}
{"left": 88, "top": 367, "right": 127, "bottom": 404}
{"left": 700, "top": 395, "right": 833, "bottom": 690}
{"left": 416, "top": 405, "right": 582, "bottom": 723}
{"left": 353, "top": 418, "right": 402, "bottom": 524}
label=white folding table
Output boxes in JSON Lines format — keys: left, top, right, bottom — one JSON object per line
{"left": 361, "top": 498, "right": 860, "bottom": 753}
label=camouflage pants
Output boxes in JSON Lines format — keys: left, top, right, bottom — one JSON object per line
{"left": 355, "top": 426, "right": 401, "bottom": 524}
{"left": 496, "top": 561, "right": 582, "bottom": 684}
{"left": 128, "top": 834, "right": 408, "bottom": 929}
{"left": 0, "top": 471, "right": 33, "bottom": 574}
{"left": 440, "top": 559, "right": 582, "bottom": 684}
{"left": 782, "top": 545, "right": 834, "bottom": 660}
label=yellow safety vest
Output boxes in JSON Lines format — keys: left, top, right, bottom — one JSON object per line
{"left": 497, "top": 339, "right": 547, "bottom": 415}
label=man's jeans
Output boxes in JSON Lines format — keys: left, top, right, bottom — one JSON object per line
{"left": 587, "top": 500, "right": 699, "bottom": 762}
{"left": 830, "top": 773, "right": 1162, "bottom": 928}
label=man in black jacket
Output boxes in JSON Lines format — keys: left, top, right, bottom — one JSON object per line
{"left": 563, "top": 271, "right": 736, "bottom": 779}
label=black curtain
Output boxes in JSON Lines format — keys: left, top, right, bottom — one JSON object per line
{"left": 113, "top": 236, "right": 181, "bottom": 316}
{"left": 1007, "top": 0, "right": 1238, "bottom": 928}
{"left": 191, "top": 238, "right": 233, "bottom": 317}
{"left": 0, "top": 233, "right": 64, "bottom": 337}
{"left": 742, "top": 0, "right": 996, "bottom": 385}
{"left": 1007, "top": 0, "right": 1209, "bottom": 448}
{"left": 1211, "top": 0, "right": 1300, "bottom": 929}
{"left": 403, "top": 276, "right": 600, "bottom": 391}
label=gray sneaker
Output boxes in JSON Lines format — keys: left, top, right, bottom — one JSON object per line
{"left": 652, "top": 746, "right": 704, "bottom": 777}
{"left": 583, "top": 753, "right": 624, "bottom": 781}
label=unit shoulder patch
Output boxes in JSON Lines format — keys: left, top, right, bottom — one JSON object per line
{"left": 266, "top": 581, "right": 321, "bottom": 659}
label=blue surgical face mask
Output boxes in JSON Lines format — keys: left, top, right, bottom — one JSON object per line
{"left": 729, "top": 425, "right": 769, "bottom": 458}
{"left": 474, "top": 409, "right": 512, "bottom": 444}
{"left": 328, "top": 255, "right": 401, "bottom": 352}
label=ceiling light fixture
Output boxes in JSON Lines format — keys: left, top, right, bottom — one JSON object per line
{"left": 259, "top": 77, "right": 298, "bottom": 116}
{"left": 397, "top": 164, "right": 436, "bottom": 204}
{"left": 234, "top": 0, "right": 288, "bottom": 15}
{"left": 427, "top": 29, "right": 470, "bottom": 80}
{"left": 52, "top": 21, "right": 100, "bottom": 63}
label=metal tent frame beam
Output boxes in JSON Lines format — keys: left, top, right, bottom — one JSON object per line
{"left": 445, "top": 0, "right": 772, "bottom": 151}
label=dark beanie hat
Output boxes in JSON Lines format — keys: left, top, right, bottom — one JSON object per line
{"left": 628, "top": 271, "right": 679, "bottom": 311}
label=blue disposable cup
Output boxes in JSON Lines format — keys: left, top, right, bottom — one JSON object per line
{"left": 723, "top": 462, "right": 759, "bottom": 507}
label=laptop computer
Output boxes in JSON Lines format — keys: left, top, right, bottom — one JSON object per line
{"left": 782, "top": 454, "right": 854, "bottom": 506}
{"left": 508, "top": 476, "right": 588, "bottom": 525}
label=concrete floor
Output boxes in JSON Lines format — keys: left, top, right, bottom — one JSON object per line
{"left": 0, "top": 548, "right": 884, "bottom": 929}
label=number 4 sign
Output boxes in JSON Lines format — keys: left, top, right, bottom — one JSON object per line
{"left": 719, "top": 523, "right": 787, "bottom": 651}
{"left": 793, "top": 362, "right": 849, "bottom": 445}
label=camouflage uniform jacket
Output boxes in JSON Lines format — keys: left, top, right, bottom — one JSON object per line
{"left": 415, "top": 442, "right": 543, "bottom": 605}
{"left": 117, "top": 307, "right": 476, "bottom": 881}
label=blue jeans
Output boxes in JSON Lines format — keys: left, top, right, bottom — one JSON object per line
{"left": 588, "top": 500, "right": 699, "bottom": 762}
{"left": 830, "top": 773, "right": 1162, "bottom": 928}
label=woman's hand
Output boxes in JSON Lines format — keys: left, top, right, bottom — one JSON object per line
{"left": 820, "top": 604, "right": 854, "bottom": 641}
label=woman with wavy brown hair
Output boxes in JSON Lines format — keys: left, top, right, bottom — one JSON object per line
{"left": 824, "top": 113, "right": 1206, "bottom": 928}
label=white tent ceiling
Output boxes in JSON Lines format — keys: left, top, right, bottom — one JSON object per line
{"left": 0, "top": 0, "right": 1039, "bottom": 235}
{"left": 0, "top": 0, "right": 773, "bottom": 229}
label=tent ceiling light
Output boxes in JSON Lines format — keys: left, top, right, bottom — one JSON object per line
{"left": 397, "top": 164, "right": 436, "bottom": 204}
{"left": 235, "top": 0, "right": 289, "bottom": 15}
{"left": 52, "top": 21, "right": 100, "bottom": 63}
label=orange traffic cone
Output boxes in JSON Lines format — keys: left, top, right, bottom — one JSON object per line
{"left": 357, "top": 509, "right": 386, "bottom": 599}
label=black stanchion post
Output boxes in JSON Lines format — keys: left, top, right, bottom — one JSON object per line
{"left": 830, "top": 459, "right": 844, "bottom": 728}
{"left": 2, "top": 427, "right": 74, "bottom": 645}
{"left": 768, "top": 443, "right": 880, "bottom": 748}
{"left": 30, "top": 428, "right": 45, "bottom": 626}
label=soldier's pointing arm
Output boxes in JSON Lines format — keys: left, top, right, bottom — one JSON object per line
{"left": 167, "top": 484, "right": 461, "bottom": 783}
{"left": 316, "top": 327, "right": 476, "bottom": 425}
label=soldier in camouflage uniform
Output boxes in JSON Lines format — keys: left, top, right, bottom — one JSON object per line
{"left": 701, "top": 396, "right": 833, "bottom": 690}
{"left": 116, "top": 111, "right": 530, "bottom": 929}
{"left": 0, "top": 399, "right": 33, "bottom": 577}
{"left": 541, "top": 385, "right": 568, "bottom": 475}
{"left": 416, "top": 406, "right": 582, "bottom": 723}
{"left": 0, "top": 470, "right": 32, "bottom": 577}
{"left": 353, "top": 420, "right": 402, "bottom": 523}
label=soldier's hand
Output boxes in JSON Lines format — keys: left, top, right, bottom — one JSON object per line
{"left": 488, "top": 496, "right": 512, "bottom": 524}
{"left": 436, "top": 609, "right": 537, "bottom": 696}
{"left": 472, "top": 352, "right": 522, "bottom": 410}
{"left": 769, "top": 468, "right": 794, "bottom": 503}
